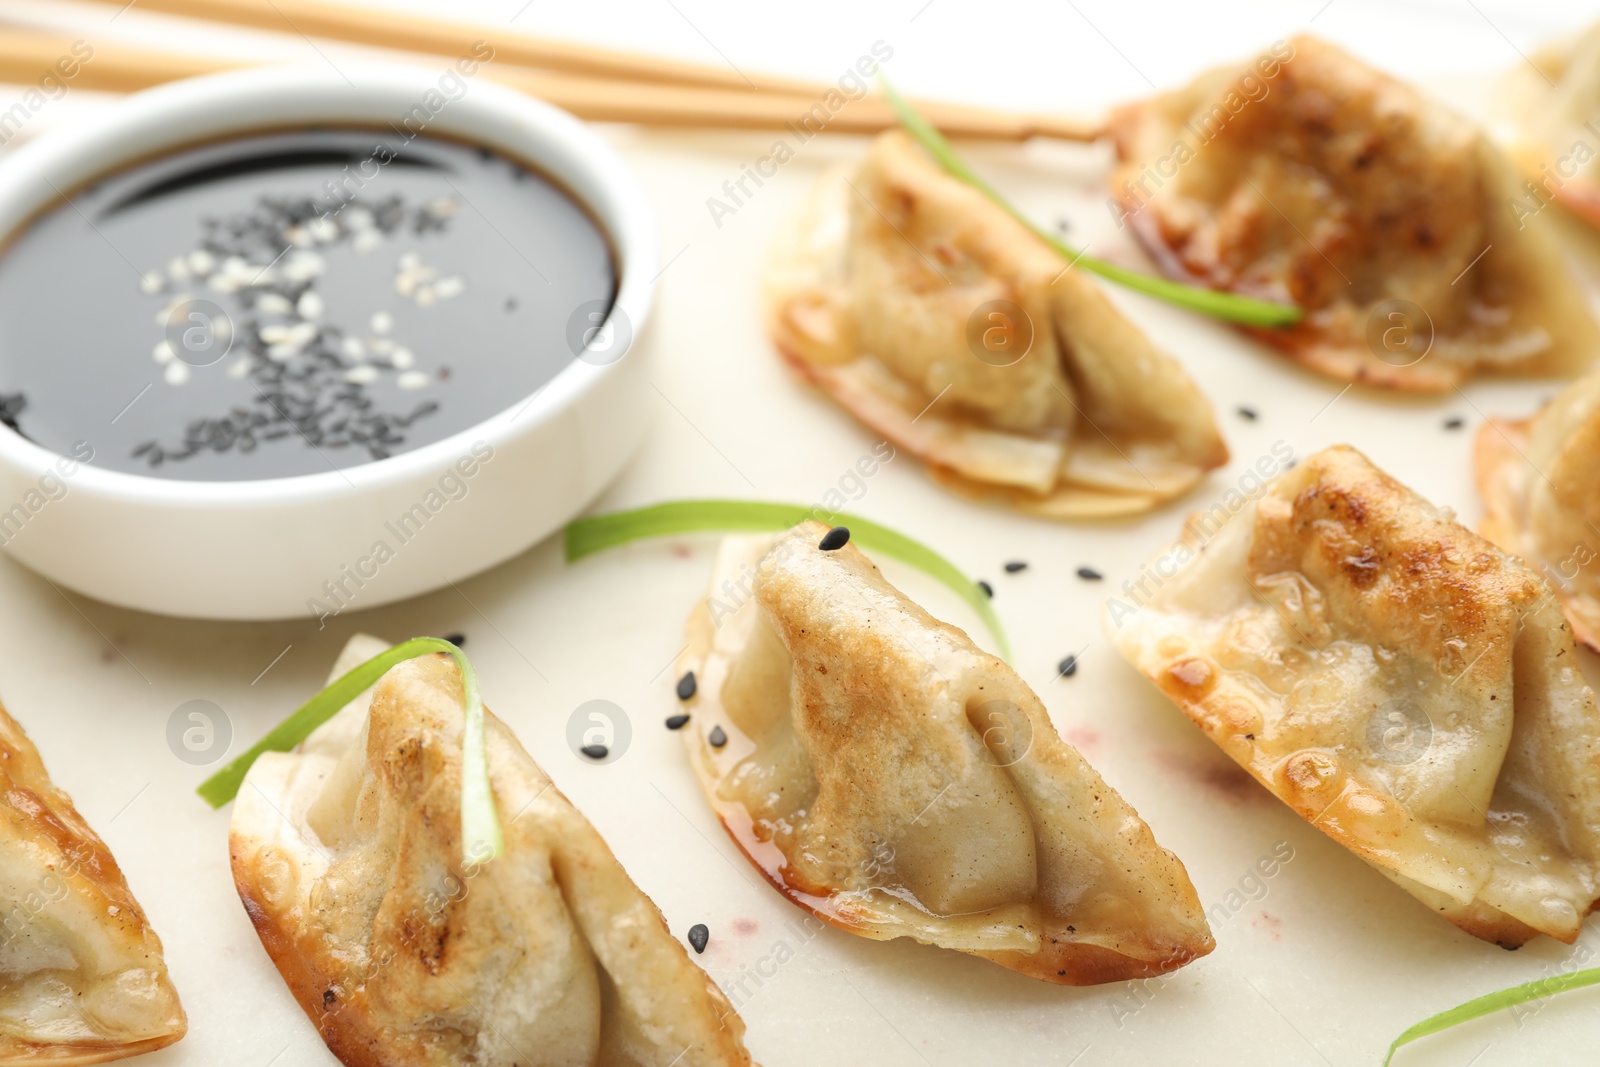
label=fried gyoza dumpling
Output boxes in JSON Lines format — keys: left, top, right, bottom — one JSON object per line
{"left": 1110, "top": 445, "right": 1600, "bottom": 947}
{"left": 1109, "top": 35, "right": 1599, "bottom": 390}
{"left": 677, "top": 523, "right": 1214, "bottom": 983}
{"left": 1498, "top": 19, "right": 1600, "bottom": 230}
{"left": 0, "top": 704, "right": 186, "bottom": 1064}
{"left": 231, "top": 635, "right": 754, "bottom": 1067}
{"left": 766, "top": 131, "right": 1227, "bottom": 518}
{"left": 1477, "top": 366, "right": 1600, "bottom": 650}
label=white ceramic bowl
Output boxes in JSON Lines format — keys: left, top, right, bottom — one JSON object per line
{"left": 0, "top": 64, "right": 655, "bottom": 620}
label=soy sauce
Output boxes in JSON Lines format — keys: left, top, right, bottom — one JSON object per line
{"left": 0, "top": 128, "right": 616, "bottom": 480}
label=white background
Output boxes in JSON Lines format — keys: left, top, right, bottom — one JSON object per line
{"left": 0, "top": 1, "right": 1599, "bottom": 1065}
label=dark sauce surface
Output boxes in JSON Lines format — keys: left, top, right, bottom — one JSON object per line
{"left": 0, "top": 128, "right": 615, "bottom": 480}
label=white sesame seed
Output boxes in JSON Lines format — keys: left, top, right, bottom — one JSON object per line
{"left": 139, "top": 271, "right": 163, "bottom": 295}
{"left": 397, "top": 370, "right": 429, "bottom": 390}
{"left": 164, "top": 361, "right": 190, "bottom": 385}
{"left": 415, "top": 286, "right": 436, "bottom": 307}
{"left": 208, "top": 274, "right": 240, "bottom": 293}
{"left": 368, "top": 337, "right": 395, "bottom": 355}
{"left": 353, "top": 229, "right": 383, "bottom": 254}
{"left": 283, "top": 252, "right": 325, "bottom": 281}
{"left": 222, "top": 256, "right": 248, "bottom": 278}
{"left": 259, "top": 324, "right": 292, "bottom": 344}
{"left": 152, "top": 340, "right": 175, "bottom": 365}
{"left": 344, "top": 365, "right": 379, "bottom": 384}
{"left": 297, "top": 291, "right": 324, "bottom": 320}
{"left": 266, "top": 343, "right": 301, "bottom": 362}
{"left": 227, "top": 356, "right": 250, "bottom": 379}
{"left": 370, "top": 311, "right": 393, "bottom": 335}
{"left": 390, "top": 347, "right": 415, "bottom": 369}
{"left": 308, "top": 217, "right": 339, "bottom": 243}
{"left": 433, "top": 276, "right": 465, "bottom": 300}
{"left": 285, "top": 225, "right": 311, "bottom": 247}
{"left": 397, "top": 252, "right": 421, "bottom": 272}
{"left": 256, "top": 293, "right": 292, "bottom": 315}
{"left": 341, "top": 337, "right": 365, "bottom": 359}
{"left": 286, "top": 322, "right": 318, "bottom": 346}
{"left": 428, "top": 197, "right": 459, "bottom": 217}
{"left": 167, "top": 257, "right": 189, "bottom": 281}
{"left": 186, "top": 250, "right": 215, "bottom": 276}
{"left": 345, "top": 207, "right": 374, "bottom": 230}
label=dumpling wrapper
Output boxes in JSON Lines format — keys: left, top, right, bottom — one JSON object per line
{"left": 230, "top": 635, "right": 754, "bottom": 1067}
{"left": 766, "top": 130, "right": 1228, "bottom": 518}
{"left": 1497, "top": 19, "right": 1600, "bottom": 230}
{"left": 1110, "top": 444, "right": 1600, "bottom": 947}
{"left": 677, "top": 522, "right": 1214, "bottom": 984}
{"left": 1477, "top": 366, "right": 1600, "bottom": 651}
{"left": 1109, "top": 35, "right": 1598, "bottom": 390}
{"left": 0, "top": 704, "right": 185, "bottom": 1064}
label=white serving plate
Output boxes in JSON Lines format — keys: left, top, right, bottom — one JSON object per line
{"left": 0, "top": 2, "right": 1596, "bottom": 1066}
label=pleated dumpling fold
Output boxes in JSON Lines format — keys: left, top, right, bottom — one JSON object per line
{"left": 1110, "top": 36, "right": 1598, "bottom": 390}
{"left": 677, "top": 523, "right": 1215, "bottom": 984}
{"left": 230, "top": 635, "right": 756, "bottom": 1067}
{"left": 767, "top": 131, "right": 1228, "bottom": 518}
{"left": 1111, "top": 445, "right": 1600, "bottom": 947}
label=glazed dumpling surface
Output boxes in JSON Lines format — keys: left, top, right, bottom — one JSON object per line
{"left": 767, "top": 131, "right": 1227, "bottom": 517}
{"left": 1111, "top": 444, "right": 1600, "bottom": 946}
{"left": 1110, "top": 35, "right": 1598, "bottom": 390}
{"left": 0, "top": 704, "right": 186, "bottom": 1065}
{"left": 677, "top": 523, "right": 1214, "bottom": 984}
{"left": 230, "top": 636, "right": 754, "bottom": 1067}
{"left": 1477, "top": 365, "right": 1600, "bottom": 650}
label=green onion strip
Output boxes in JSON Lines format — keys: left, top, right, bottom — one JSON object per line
{"left": 197, "top": 636, "right": 503, "bottom": 865}
{"left": 1383, "top": 965, "right": 1600, "bottom": 1065}
{"left": 879, "top": 78, "right": 1302, "bottom": 329}
{"left": 564, "top": 500, "right": 1012, "bottom": 661}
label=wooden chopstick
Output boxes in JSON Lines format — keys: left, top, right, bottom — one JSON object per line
{"left": 0, "top": 27, "right": 1106, "bottom": 141}
{"left": 87, "top": 0, "right": 833, "bottom": 96}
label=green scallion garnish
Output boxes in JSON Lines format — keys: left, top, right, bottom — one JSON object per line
{"left": 563, "top": 500, "right": 1011, "bottom": 661}
{"left": 197, "top": 636, "right": 504, "bottom": 865}
{"left": 1383, "top": 965, "right": 1600, "bottom": 1065}
{"left": 878, "top": 78, "right": 1302, "bottom": 330}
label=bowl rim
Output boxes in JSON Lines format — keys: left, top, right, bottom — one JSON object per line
{"left": 0, "top": 61, "right": 655, "bottom": 505}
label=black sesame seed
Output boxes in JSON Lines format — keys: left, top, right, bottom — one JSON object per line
{"left": 134, "top": 191, "right": 452, "bottom": 470}
{"left": 1236, "top": 406, "right": 1258, "bottom": 421}
{"left": 1443, "top": 416, "right": 1464, "bottom": 430}
{"left": 1003, "top": 560, "right": 1028, "bottom": 573}
{"left": 818, "top": 526, "right": 850, "bottom": 551}
{"left": 580, "top": 743, "right": 609, "bottom": 760}
{"left": 977, "top": 580, "right": 994, "bottom": 598}
{"left": 665, "top": 713, "right": 690, "bottom": 730}
{"left": 442, "top": 633, "right": 466, "bottom": 647}
{"left": 708, "top": 725, "right": 728, "bottom": 748}
{"left": 676, "top": 671, "right": 697, "bottom": 700}
{"left": 1057, "top": 655, "right": 1078, "bottom": 678}
{"left": 687, "top": 924, "right": 710, "bottom": 953}
{"left": 1076, "top": 566, "right": 1103, "bottom": 581}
